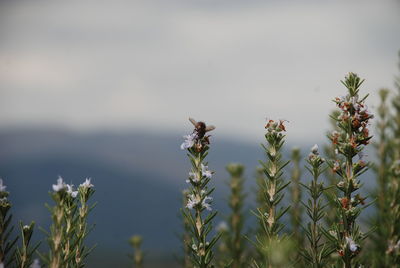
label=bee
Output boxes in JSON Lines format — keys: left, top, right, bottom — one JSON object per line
{"left": 189, "top": 117, "right": 216, "bottom": 139}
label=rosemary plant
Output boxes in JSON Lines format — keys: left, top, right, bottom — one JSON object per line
{"left": 224, "top": 163, "right": 247, "bottom": 268}
{"left": 254, "top": 119, "right": 291, "bottom": 268}
{"left": 14, "top": 221, "right": 41, "bottom": 268}
{"left": 384, "top": 160, "right": 400, "bottom": 266}
{"left": 45, "top": 177, "right": 69, "bottom": 268}
{"left": 74, "top": 179, "right": 95, "bottom": 268}
{"left": 384, "top": 55, "right": 400, "bottom": 266}
{"left": 369, "top": 88, "right": 391, "bottom": 265}
{"left": 324, "top": 73, "right": 373, "bottom": 268}
{"left": 289, "top": 148, "right": 303, "bottom": 249}
{"left": 181, "top": 118, "right": 219, "bottom": 268}
{"left": 301, "top": 145, "right": 332, "bottom": 267}
{"left": 0, "top": 179, "right": 18, "bottom": 267}
{"left": 129, "top": 235, "right": 144, "bottom": 268}
{"left": 43, "top": 177, "right": 95, "bottom": 268}
{"left": 374, "top": 89, "right": 391, "bottom": 212}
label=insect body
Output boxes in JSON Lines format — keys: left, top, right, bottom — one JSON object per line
{"left": 189, "top": 118, "right": 216, "bottom": 139}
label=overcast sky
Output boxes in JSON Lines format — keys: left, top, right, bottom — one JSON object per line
{"left": 0, "top": 0, "right": 399, "bottom": 143}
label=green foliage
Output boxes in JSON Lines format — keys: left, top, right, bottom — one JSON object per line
{"left": 181, "top": 119, "right": 220, "bottom": 268}
{"left": 289, "top": 148, "right": 304, "bottom": 250}
{"left": 218, "top": 163, "right": 247, "bottom": 268}
{"left": 300, "top": 145, "right": 334, "bottom": 267}
{"left": 253, "top": 119, "right": 291, "bottom": 267}
{"left": 14, "top": 221, "right": 41, "bottom": 268}
{"left": 0, "top": 179, "right": 18, "bottom": 267}
{"left": 41, "top": 177, "right": 95, "bottom": 268}
{"left": 325, "top": 73, "right": 373, "bottom": 268}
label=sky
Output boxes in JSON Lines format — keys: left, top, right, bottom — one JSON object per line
{"left": 0, "top": 0, "right": 399, "bottom": 144}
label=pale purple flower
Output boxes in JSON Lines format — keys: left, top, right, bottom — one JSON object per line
{"left": 0, "top": 179, "right": 6, "bottom": 192}
{"left": 188, "top": 172, "right": 200, "bottom": 183}
{"left": 201, "top": 164, "right": 213, "bottom": 179}
{"left": 202, "top": 196, "right": 213, "bottom": 211}
{"left": 66, "top": 184, "right": 78, "bottom": 198}
{"left": 79, "top": 178, "right": 94, "bottom": 189}
{"left": 346, "top": 236, "right": 358, "bottom": 252}
{"left": 186, "top": 194, "right": 199, "bottom": 210}
{"left": 180, "top": 133, "right": 197, "bottom": 150}
{"left": 52, "top": 177, "right": 67, "bottom": 192}
{"left": 186, "top": 194, "right": 212, "bottom": 211}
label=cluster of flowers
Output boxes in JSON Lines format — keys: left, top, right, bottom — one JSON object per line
{"left": 332, "top": 94, "right": 373, "bottom": 152}
{"left": 0, "top": 179, "right": 9, "bottom": 207}
{"left": 185, "top": 163, "right": 214, "bottom": 211}
{"left": 52, "top": 177, "right": 94, "bottom": 195}
{"left": 186, "top": 190, "right": 213, "bottom": 211}
{"left": 265, "top": 119, "right": 286, "bottom": 133}
{"left": 186, "top": 164, "right": 213, "bottom": 184}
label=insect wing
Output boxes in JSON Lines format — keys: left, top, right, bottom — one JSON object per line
{"left": 189, "top": 117, "right": 197, "bottom": 126}
{"left": 205, "top": 125, "right": 216, "bottom": 132}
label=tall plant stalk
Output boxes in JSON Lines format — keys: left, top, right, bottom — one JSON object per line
{"left": 181, "top": 118, "right": 219, "bottom": 268}
{"left": 254, "top": 119, "right": 291, "bottom": 268}
{"left": 42, "top": 177, "right": 95, "bottom": 268}
{"left": 225, "top": 163, "right": 247, "bottom": 268}
{"left": 14, "top": 221, "right": 40, "bottom": 268}
{"left": 323, "top": 73, "right": 373, "bottom": 268}
{"left": 0, "top": 179, "right": 18, "bottom": 267}
{"left": 301, "top": 145, "right": 332, "bottom": 267}
{"left": 384, "top": 52, "right": 400, "bottom": 266}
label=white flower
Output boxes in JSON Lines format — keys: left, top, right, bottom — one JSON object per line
{"left": 186, "top": 194, "right": 212, "bottom": 211}
{"left": 202, "top": 196, "right": 213, "bottom": 211}
{"left": 66, "top": 184, "right": 78, "bottom": 198}
{"left": 201, "top": 164, "right": 213, "bottom": 179}
{"left": 30, "top": 259, "right": 41, "bottom": 268}
{"left": 52, "top": 177, "right": 67, "bottom": 192}
{"left": 346, "top": 236, "right": 358, "bottom": 252}
{"left": 188, "top": 172, "right": 200, "bottom": 183}
{"left": 23, "top": 225, "right": 30, "bottom": 230}
{"left": 180, "top": 133, "right": 197, "bottom": 150}
{"left": 0, "top": 179, "right": 6, "bottom": 192}
{"left": 79, "top": 178, "right": 94, "bottom": 189}
{"left": 186, "top": 194, "right": 199, "bottom": 210}
{"left": 311, "top": 144, "right": 319, "bottom": 154}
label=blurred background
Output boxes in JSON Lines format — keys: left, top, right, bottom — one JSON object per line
{"left": 0, "top": 0, "right": 399, "bottom": 267}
